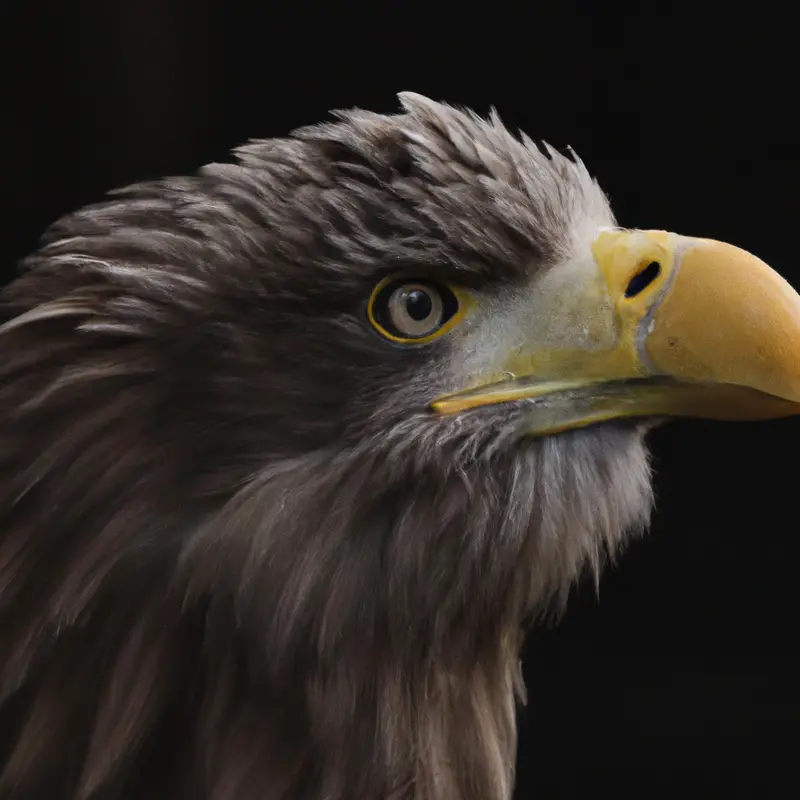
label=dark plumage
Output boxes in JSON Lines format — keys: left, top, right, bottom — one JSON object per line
{"left": 0, "top": 93, "right": 796, "bottom": 800}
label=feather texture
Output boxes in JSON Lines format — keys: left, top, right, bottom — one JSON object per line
{"left": 0, "top": 94, "right": 649, "bottom": 799}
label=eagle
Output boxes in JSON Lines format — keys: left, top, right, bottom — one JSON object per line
{"left": 2, "top": 92, "right": 800, "bottom": 800}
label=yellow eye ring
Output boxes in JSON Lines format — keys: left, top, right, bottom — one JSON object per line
{"left": 367, "top": 275, "right": 472, "bottom": 344}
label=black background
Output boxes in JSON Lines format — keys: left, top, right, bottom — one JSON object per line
{"left": 3, "top": 1, "right": 798, "bottom": 796}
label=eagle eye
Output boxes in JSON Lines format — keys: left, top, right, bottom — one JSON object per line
{"left": 368, "top": 277, "right": 466, "bottom": 343}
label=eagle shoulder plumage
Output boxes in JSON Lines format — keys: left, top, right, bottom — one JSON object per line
{"left": 2, "top": 92, "right": 799, "bottom": 799}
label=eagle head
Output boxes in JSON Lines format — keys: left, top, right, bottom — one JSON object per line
{"left": 2, "top": 92, "right": 800, "bottom": 799}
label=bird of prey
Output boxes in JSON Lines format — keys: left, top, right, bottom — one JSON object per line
{"left": 2, "top": 92, "right": 800, "bottom": 800}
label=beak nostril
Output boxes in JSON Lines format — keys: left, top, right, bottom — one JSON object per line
{"left": 625, "top": 261, "right": 661, "bottom": 298}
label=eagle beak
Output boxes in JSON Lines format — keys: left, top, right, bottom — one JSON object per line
{"left": 432, "top": 229, "right": 800, "bottom": 435}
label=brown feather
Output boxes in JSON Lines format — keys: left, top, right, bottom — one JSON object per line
{"left": 0, "top": 94, "right": 651, "bottom": 799}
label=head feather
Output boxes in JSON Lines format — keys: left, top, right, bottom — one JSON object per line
{"left": 0, "top": 93, "right": 647, "bottom": 800}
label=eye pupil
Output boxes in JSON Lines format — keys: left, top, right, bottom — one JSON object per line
{"left": 405, "top": 289, "right": 433, "bottom": 321}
